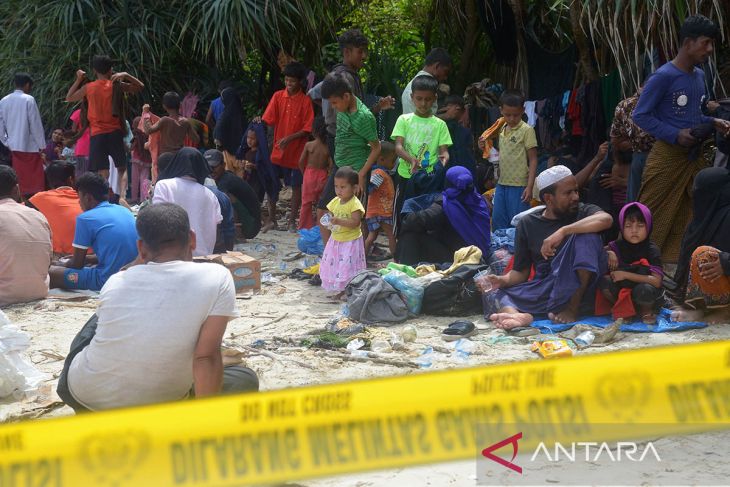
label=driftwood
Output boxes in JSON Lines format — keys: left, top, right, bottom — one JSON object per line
{"left": 315, "top": 348, "right": 419, "bottom": 369}
{"left": 239, "top": 344, "right": 315, "bottom": 369}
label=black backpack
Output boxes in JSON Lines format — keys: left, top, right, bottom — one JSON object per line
{"left": 421, "top": 264, "right": 489, "bottom": 316}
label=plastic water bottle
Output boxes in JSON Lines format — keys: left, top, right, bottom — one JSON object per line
{"left": 415, "top": 346, "right": 435, "bottom": 368}
{"left": 452, "top": 339, "right": 476, "bottom": 363}
{"left": 420, "top": 150, "right": 431, "bottom": 168}
{"left": 346, "top": 338, "right": 365, "bottom": 351}
{"left": 575, "top": 331, "right": 595, "bottom": 348}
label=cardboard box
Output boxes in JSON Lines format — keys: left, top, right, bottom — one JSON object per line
{"left": 194, "top": 251, "right": 261, "bottom": 292}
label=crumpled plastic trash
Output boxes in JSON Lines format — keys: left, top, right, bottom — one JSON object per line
{"left": 0, "top": 311, "right": 48, "bottom": 400}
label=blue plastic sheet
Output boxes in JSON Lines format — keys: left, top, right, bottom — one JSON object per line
{"left": 530, "top": 308, "right": 707, "bottom": 334}
{"left": 490, "top": 228, "right": 516, "bottom": 253}
{"left": 297, "top": 226, "right": 324, "bottom": 256}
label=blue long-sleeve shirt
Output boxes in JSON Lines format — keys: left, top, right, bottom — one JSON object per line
{"left": 632, "top": 62, "right": 714, "bottom": 144}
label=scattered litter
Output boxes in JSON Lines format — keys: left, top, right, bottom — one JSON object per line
{"left": 346, "top": 338, "right": 365, "bottom": 351}
{"left": 401, "top": 325, "right": 418, "bottom": 343}
{"left": 0, "top": 311, "right": 48, "bottom": 400}
{"left": 574, "top": 330, "right": 595, "bottom": 348}
{"left": 261, "top": 272, "right": 278, "bottom": 283}
{"left": 325, "top": 318, "right": 365, "bottom": 337}
{"left": 415, "top": 346, "right": 435, "bottom": 368}
{"left": 531, "top": 339, "right": 573, "bottom": 359}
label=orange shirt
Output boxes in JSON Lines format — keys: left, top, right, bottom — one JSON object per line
{"left": 366, "top": 168, "right": 395, "bottom": 218}
{"left": 86, "top": 80, "right": 121, "bottom": 135}
{"left": 262, "top": 89, "right": 314, "bottom": 169}
{"left": 29, "top": 188, "right": 83, "bottom": 254}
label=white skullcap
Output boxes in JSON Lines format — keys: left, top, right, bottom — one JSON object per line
{"left": 535, "top": 165, "right": 573, "bottom": 192}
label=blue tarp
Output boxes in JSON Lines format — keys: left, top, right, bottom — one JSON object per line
{"left": 530, "top": 308, "right": 707, "bottom": 334}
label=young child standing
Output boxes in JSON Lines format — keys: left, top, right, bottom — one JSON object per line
{"left": 298, "top": 117, "right": 332, "bottom": 229}
{"left": 317, "top": 73, "right": 381, "bottom": 245}
{"left": 483, "top": 90, "right": 537, "bottom": 230}
{"left": 130, "top": 116, "right": 152, "bottom": 203}
{"left": 320, "top": 167, "right": 367, "bottom": 293}
{"left": 261, "top": 62, "right": 314, "bottom": 232}
{"left": 439, "top": 95, "right": 475, "bottom": 175}
{"left": 598, "top": 202, "right": 664, "bottom": 324}
{"left": 364, "top": 141, "right": 397, "bottom": 258}
{"left": 238, "top": 123, "right": 281, "bottom": 232}
{"left": 391, "top": 75, "right": 452, "bottom": 232}
{"left": 143, "top": 91, "right": 199, "bottom": 156}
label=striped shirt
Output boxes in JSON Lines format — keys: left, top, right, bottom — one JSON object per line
{"left": 334, "top": 97, "right": 377, "bottom": 171}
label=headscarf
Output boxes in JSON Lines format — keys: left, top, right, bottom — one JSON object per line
{"left": 236, "top": 121, "right": 281, "bottom": 202}
{"left": 608, "top": 202, "right": 662, "bottom": 276}
{"left": 674, "top": 167, "right": 730, "bottom": 292}
{"left": 214, "top": 88, "right": 245, "bottom": 154}
{"left": 441, "top": 166, "right": 491, "bottom": 257}
{"left": 157, "top": 147, "right": 209, "bottom": 184}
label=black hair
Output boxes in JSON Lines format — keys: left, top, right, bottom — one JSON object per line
{"left": 0, "top": 165, "right": 18, "bottom": 197}
{"left": 76, "top": 172, "right": 109, "bottom": 202}
{"left": 218, "top": 79, "right": 233, "bottom": 92}
{"left": 13, "top": 72, "right": 32, "bottom": 88}
{"left": 46, "top": 162, "right": 75, "bottom": 188}
{"left": 380, "top": 140, "right": 395, "bottom": 157}
{"left": 334, "top": 166, "right": 359, "bottom": 186}
{"left": 312, "top": 116, "right": 327, "bottom": 142}
{"left": 282, "top": 62, "right": 307, "bottom": 81}
{"left": 62, "top": 129, "right": 75, "bottom": 138}
{"left": 136, "top": 203, "right": 191, "bottom": 253}
{"left": 424, "top": 47, "right": 452, "bottom": 67}
{"left": 444, "top": 94, "right": 465, "bottom": 108}
{"left": 539, "top": 184, "right": 557, "bottom": 203}
{"left": 162, "top": 91, "right": 181, "bottom": 110}
{"left": 91, "top": 55, "right": 114, "bottom": 75}
{"left": 338, "top": 29, "right": 368, "bottom": 50}
{"left": 411, "top": 75, "right": 438, "bottom": 94}
{"left": 623, "top": 205, "right": 646, "bottom": 225}
{"left": 321, "top": 73, "right": 352, "bottom": 99}
{"left": 499, "top": 89, "right": 525, "bottom": 108}
{"left": 157, "top": 152, "right": 175, "bottom": 173}
{"left": 680, "top": 15, "right": 720, "bottom": 44}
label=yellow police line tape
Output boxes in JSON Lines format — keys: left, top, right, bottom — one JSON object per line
{"left": 1, "top": 340, "right": 729, "bottom": 486}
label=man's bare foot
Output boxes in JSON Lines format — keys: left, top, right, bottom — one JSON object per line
{"left": 490, "top": 312, "right": 533, "bottom": 329}
{"left": 549, "top": 306, "right": 579, "bottom": 324}
{"left": 671, "top": 308, "right": 705, "bottom": 322}
{"left": 705, "top": 307, "right": 730, "bottom": 325}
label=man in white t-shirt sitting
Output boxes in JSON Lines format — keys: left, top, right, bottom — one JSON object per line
{"left": 57, "top": 203, "right": 258, "bottom": 412}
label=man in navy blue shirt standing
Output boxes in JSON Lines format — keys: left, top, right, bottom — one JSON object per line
{"left": 633, "top": 15, "right": 730, "bottom": 262}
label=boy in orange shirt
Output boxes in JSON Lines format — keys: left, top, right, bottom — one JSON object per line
{"left": 364, "top": 141, "right": 397, "bottom": 258}
{"left": 28, "top": 162, "right": 82, "bottom": 255}
{"left": 261, "top": 62, "right": 314, "bottom": 232}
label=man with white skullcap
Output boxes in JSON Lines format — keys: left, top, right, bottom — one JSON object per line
{"left": 484, "top": 165, "right": 613, "bottom": 327}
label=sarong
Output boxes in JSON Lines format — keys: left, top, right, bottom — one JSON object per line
{"left": 484, "top": 233, "right": 606, "bottom": 315}
{"left": 685, "top": 246, "right": 730, "bottom": 309}
{"left": 638, "top": 140, "right": 709, "bottom": 262}
{"left": 11, "top": 151, "right": 45, "bottom": 194}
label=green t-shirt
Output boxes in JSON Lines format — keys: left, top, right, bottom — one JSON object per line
{"left": 334, "top": 97, "right": 378, "bottom": 171}
{"left": 497, "top": 120, "right": 537, "bottom": 187}
{"left": 391, "top": 113, "right": 452, "bottom": 179}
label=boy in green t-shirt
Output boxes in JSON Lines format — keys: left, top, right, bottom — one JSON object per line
{"left": 317, "top": 73, "right": 381, "bottom": 244}
{"left": 391, "top": 75, "right": 452, "bottom": 232}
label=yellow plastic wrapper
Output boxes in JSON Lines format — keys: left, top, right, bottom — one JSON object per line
{"left": 530, "top": 339, "right": 573, "bottom": 358}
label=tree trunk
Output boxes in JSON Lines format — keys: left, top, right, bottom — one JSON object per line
{"left": 422, "top": 0, "right": 438, "bottom": 55}
{"left": 456, "top": 0, "right": 480, "bottom": 94}
{"left": 569, "top": 0, "right": 599, "bottom": 83}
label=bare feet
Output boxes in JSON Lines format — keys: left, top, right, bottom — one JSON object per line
{"left": 287, "top": 221, "right": 298, "bottom": 233}
{"left": 261, "top": 221, "right": 277, "bottom": 233}
{"left": 705, "top": 307, "right": 730, "bottom": 325}
{"left": 671, "top": 308, "right": 705, "bottom": 323}
{"left": 549, "top": 306, "right": 579, "bottom": 324}
{"left": 490, "top": 312, "right": 534, "bottom": 330}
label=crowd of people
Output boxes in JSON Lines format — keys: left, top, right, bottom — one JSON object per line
{"left": 0, "top": 16, "right": 729, "bottom": 413}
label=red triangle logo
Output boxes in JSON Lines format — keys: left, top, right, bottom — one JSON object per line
{"left": 481, "top": 432, "right": 522, "bottom": 474}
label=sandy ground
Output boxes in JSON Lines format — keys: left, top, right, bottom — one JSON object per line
{"left": 1, "top": 196, "right": 729, "bottom": 486}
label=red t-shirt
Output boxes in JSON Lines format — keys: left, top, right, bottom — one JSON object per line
{"left": 366, "top": 168, "right": 395, "bottom": 219}
{"left": 86, "top": 80, "right": 121, "bottom": 135}
{"left": 262, "top": 89, "right": 314, "bottom": 169}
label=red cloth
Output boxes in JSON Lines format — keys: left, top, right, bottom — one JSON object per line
{"left": 594, "top": 258, "right": 651, "bottom": 319}
{"left": 262, "top": 90, "right": 314, "bottom": 169}
{"left": 299, "top": 167, "right": 328, "bottom": 229}
{"left": 138, "top": 114, "right": 161, "bottom": 178}
{"left": 503, "top": 255, "right": 536, "bottom": 281}
{"left": 11, "top": 151, "right": 45, "bottom": 194}
{"left": 566, "top": 89, "right": 583, "bottom": 136}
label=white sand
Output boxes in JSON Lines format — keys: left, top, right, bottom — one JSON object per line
{"left": 2, "top": 207, "right": 729, "bottom": 485}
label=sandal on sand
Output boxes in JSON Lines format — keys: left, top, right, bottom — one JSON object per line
{"left": 441, "top": 321, "right": 477, "bottom": 341}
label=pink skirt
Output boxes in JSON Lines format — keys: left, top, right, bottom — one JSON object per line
{"left": 320, "top": 236, "right": 366, "bottom": 292}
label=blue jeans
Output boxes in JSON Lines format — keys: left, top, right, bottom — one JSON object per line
{"left": 492, "top": 184, "right": 529, "bottom": 230}
{"left": 626, "top": 152, "right": 648, "bottom": 203}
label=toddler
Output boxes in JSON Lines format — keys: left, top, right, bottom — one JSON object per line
{"left": 364, "top": 141, "right": 397, "bottom": 258}
{"left": 598, "top": 202, "right": 664, "bottom": 323}
{"left": 298, "top": 117, "right": 332, "bottom": 229}
{"left": 320, "top": 167, "right": 367, "bottom": 294}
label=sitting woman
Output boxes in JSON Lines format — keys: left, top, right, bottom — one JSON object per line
{"left": 672, "top": 167, "right": 730, "bottom": 324}
{"left": 152, "top": 148, "right": 222, "bottom": 257}
{"left": 395, "top": 166, "right": 491, "bottom": 266}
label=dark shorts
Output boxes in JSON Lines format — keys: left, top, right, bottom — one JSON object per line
{"left": 275, "top": 166, "right": 303, "bottom": 188}
{"left": 317, "top": 168, "right": 369, "bottom": 210}
{"left": 89, "top": 131, "right": 127, "bottom": 171}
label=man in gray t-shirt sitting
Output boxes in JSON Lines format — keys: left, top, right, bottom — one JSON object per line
{"left": 57, "top": 203, "right": 258, "bottom": 412}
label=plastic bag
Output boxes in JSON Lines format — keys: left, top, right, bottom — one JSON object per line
{"left": 0, "top": 311, "right": 47, "bottom": 400}
{"left": 382, "top": 270, "right": 425, "bottom": 315}
{"left": 297, "top": 226, "right": 324, "bottom": 256}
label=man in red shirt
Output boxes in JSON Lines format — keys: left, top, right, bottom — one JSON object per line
{"left": 261, "top": 62, "right": 314, "bottom": 232}
{"left": 65, "top": 55, "right": 144, "bottom": 193}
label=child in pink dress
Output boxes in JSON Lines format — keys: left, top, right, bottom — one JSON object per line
{"left": 320, "top": 167, "right": 367, "bottom": 293}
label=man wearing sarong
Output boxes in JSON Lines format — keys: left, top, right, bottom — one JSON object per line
{"left": 632, "top": 15, "right": 730, "bottom": 262}
{"left": 485, "top": 166, "right": 613, "bottom": 328}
